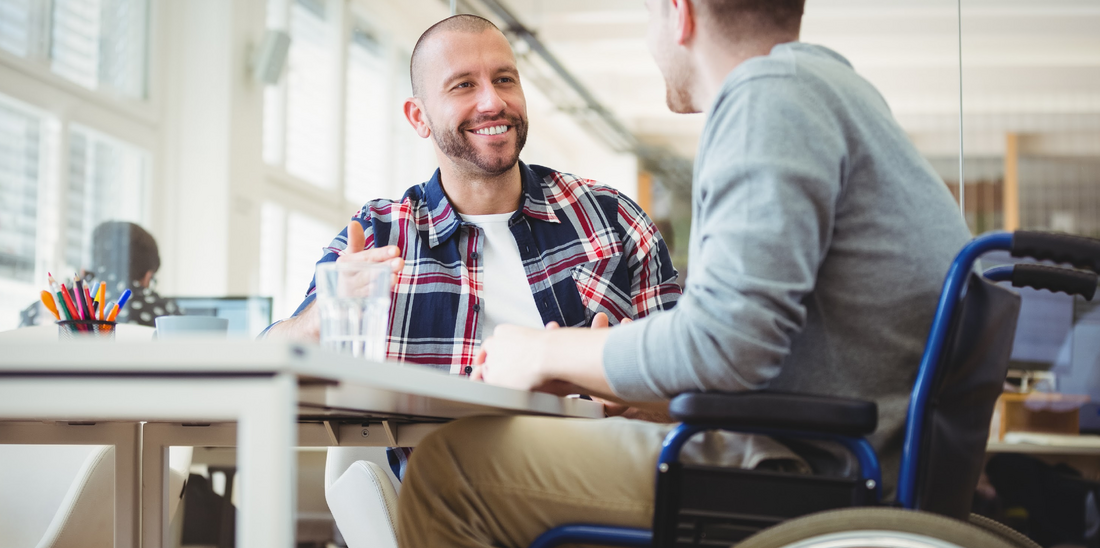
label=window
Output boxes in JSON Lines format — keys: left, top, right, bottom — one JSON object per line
{"left": 0, "top": 0, "right": 152, "bottom": 330}
{"left": 0, "top": 0, "right": 38, "bottom": 58}
{"left": 260, "top": 201, "right": 338, "bottom": 320}
{"left": 64, "top": 125, "right": 148, "bottom": 270}
{"left": 344, "top": 23, "right": 390, "bottom": 204}
{"left": 0, "top": 95, "right": 45, "bottom": 284}
{"left": 257, "top": 2, "right": 437, "bottom": 324}
{"left": 1, "top": 0, "right": 149, "bottom": 98}
{"left": 264, "top": 0, "right": 339, "bottom": 189}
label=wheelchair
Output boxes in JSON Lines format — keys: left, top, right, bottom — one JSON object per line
{"left": 530, "top": 230, "right": 1100, "bottom": 548}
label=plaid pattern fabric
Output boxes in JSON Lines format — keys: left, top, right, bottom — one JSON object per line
{"left": 289, "top": 162, "right": 680, "bottom": 374}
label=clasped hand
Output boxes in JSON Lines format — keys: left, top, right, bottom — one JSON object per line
{"left": 470, "top": 313, "right": 628, "bottom": 398}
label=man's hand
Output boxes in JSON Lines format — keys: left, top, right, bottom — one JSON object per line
{"left": 267, "top": 220, "right": 403, "bottom": 341}
{"left": 470, "top": 312, "right": 621, "bottom": 398}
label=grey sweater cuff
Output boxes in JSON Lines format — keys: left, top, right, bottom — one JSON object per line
{"left": 603, "top": 319, "right": 666, "bottom": 402}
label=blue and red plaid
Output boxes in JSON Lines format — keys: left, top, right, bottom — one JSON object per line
{"left": 289, "top": 162, "right": 681, "bottom": 374}
{"left": 283, "top": 162, "right": 680, "bottom": 480}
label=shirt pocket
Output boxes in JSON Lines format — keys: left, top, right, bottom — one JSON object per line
{"left": 570, "top": 252, "right": 633, "bottom": 325}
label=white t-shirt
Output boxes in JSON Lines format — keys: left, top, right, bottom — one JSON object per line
{"left": 461, "top": 211, "right": 545, "bottom": 342}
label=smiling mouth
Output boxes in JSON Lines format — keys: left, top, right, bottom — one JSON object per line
{"left": 471, "top": 124, "right": 509, "bottom": 136}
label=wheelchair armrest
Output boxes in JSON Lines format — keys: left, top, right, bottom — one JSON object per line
{"left": 669, "top": 391, "right": 878, "bottom": 437}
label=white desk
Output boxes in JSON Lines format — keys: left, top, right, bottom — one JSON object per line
{"left": 0, "top": 340, "right": 602, "bottom": 548}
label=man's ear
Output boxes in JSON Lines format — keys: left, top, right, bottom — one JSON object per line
{"left": 404, "top": 97, "right": 432, "bottom": 139}
{"left": 672, "top": 0, "right": 695, "bottom": 46}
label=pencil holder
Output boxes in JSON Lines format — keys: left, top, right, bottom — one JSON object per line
{"left": 57, "top": 319, "right": 117, "bottom": 340}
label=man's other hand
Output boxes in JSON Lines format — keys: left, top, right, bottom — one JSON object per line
{"left": 267, "top": 220, "right": 402, "bottom": 341}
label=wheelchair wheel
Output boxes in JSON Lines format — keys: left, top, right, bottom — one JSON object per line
{"left": 735, "top": 508, "right": 1019, "bottom": 548}
{"left": 966, "top": 513, "right": 1040, "bottom": 548}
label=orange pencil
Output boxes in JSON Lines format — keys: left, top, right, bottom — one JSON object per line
{"left": 40, "top": 291, "right": 61, "bottom": 320}
{"left": 106, "top": 302, "right": 120, "bottom": 322}
{"left": 95, "top": 281, "right": 106, "bottom": 320}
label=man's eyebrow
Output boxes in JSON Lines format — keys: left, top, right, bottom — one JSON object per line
{"left": 442, "top": 70, "right": 474, "bottom": 86}
{"left": 440, "top": 66, "right": 519, "bottom": 87}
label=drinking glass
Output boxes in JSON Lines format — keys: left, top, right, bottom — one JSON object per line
{"left": 315, "top": 261, "right": 391, "bottom": 361}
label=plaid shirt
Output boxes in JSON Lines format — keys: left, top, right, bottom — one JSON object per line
{"left": 290, "top": 162, "right": 681, "bottom": 374}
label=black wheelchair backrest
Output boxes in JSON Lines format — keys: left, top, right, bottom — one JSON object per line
{"left": 913, "top": 272, "right": 1020, "bottom": 519}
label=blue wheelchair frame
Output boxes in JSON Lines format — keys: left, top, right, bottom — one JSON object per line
{"left": 530, "top": 230, "right": 1098, "bottom": 548}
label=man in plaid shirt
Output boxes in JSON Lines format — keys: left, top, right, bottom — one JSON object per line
{"left": 267, "top": 16, "right": 680, "bottom": 373}
{"left": 265, "top": 15, "right": 680, "bottom": 545}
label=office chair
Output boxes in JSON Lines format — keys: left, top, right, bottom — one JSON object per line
{"left": 530, "top": 230, "right": 1100, "bottom": 548}
{"left": 325, "top": 447, "right": 401, "bottom": 548}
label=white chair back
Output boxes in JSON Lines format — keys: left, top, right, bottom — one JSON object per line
{"left": 0, "top": 445, "right": 113, "bottom": 548}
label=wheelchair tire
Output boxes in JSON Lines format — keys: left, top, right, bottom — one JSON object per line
{"left": 734, "top": 508, "right": 1018, "bottom": 548}
{"left": 966, "top": 513, "right": 1040, "bottom": 548}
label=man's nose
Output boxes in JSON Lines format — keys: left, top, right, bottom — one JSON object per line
{"left": 475, "top": 83, "right": 507, "bottom": 113}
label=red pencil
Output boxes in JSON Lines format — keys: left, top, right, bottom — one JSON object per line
{"left": 83, "top": 285, "right": 94, "bottom": 319}
{"left": 59, "top": 283, "right": 79, "bottom": 321}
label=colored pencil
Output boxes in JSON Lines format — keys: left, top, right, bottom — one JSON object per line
{"left": 59, "top": 283, "right": 79, "bottom": 323}
{"left": 95, "top": 282, "right": 106, "bottom": 320}
{"left": 106, "top": 302, "right": 120, "bottom": 322}
{"left": 57, "top": 291, "right": 72, "bottom": 321}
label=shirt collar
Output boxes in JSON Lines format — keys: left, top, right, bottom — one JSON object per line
{"left": 423, "top": 162, "right": 560, "bottom": 248}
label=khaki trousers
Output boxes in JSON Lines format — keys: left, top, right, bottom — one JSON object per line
{"left": 396, "top": 415, "right": 671, "bottom": 548}
{"left": 396, "top": 415, "right": 804, "bottom": 547}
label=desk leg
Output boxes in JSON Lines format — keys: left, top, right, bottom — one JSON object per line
{"left": 141, "top": 429, "right": 168, "bottom": 548}
{"left": 116, "top": 423, "right": 141, "bottom": 548}
{"left": 236, "top": 373, "right": 297, "bottom": 548}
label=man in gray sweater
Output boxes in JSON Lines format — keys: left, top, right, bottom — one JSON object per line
{"left": 396, "top": 0, "right": 972, "bottom": 546}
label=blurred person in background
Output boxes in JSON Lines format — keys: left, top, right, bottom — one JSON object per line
{"left": 19, "top": 221, "right": 178, "bottom": 328}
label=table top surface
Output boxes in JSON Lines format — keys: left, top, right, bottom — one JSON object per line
{"left": 0, "top": 340, "right": 604, "bottom": 421}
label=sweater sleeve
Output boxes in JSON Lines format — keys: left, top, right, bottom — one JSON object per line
{"left": 602, "top": 75, "right": 846, "bottom": 401}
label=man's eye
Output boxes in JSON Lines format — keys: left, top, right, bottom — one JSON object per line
{"left": 497, "top": 77, "right": 514, "bottom": 84}
{"left": 455, "top": 82, "right": 472, "bottom": 89}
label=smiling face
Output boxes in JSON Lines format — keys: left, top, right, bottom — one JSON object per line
{"left": 410, "top": 28, "right": 529, "bottom": 177}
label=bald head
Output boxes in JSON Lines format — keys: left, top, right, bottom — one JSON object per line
{"left": 410, "top": 14, "right": 504, "bottom": 98}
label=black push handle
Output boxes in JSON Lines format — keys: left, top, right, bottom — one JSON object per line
{"left": 1011, "top": 264, "right": 1097, "bottom": 301}
{"left": 1012, "top": 231, "right": 1100, "bottom": 273}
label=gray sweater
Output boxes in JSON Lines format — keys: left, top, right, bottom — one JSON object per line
{"left": 604, "top": 43, "right": 971, "bottom": 473}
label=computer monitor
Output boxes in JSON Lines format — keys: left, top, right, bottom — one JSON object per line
{"left": 169, "top": 296, "right": 273, "bottom": 338}
{"left": 982, "top": 251, "right": 1100, "bottom": 431}
{"left": 982, "top": 251, "right": 1076, "bottom": 369}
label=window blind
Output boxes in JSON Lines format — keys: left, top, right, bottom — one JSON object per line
{"left": 0, "top": 96, "right": 41, "bottom": 283}
{"left": 0, "top": 0, "right": 32, "bottom": 57}
{"left": 50, "top": 0, "right": 148, "bottom": 98}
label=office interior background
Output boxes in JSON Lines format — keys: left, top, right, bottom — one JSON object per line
{"left": 1, "top": 0, "right": 1098, "bottom": 544}
{"left": 1, "top": 0, "right": 1098, "bottom": 332}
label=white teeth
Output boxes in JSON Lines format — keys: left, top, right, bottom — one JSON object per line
{"left": 473, "top": 125, "right": 508, "bottom": 136}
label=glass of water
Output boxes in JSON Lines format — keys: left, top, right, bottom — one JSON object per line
{"left": 315, "top": 261, "right": 392, "bottom": 361}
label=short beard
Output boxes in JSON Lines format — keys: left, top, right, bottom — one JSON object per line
{"left": 429, "top": 112, "right": 529, "bottom": 176}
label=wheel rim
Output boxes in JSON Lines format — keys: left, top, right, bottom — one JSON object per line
{"left": 778, "top": 530, "right": 969, "bottom": 548}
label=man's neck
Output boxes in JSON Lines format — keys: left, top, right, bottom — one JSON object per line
{"left": 691, "top": 35, "right": 797, "bottom": 112}
{"left": 437, "top": 161, "right": 523, "bottom": 216}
